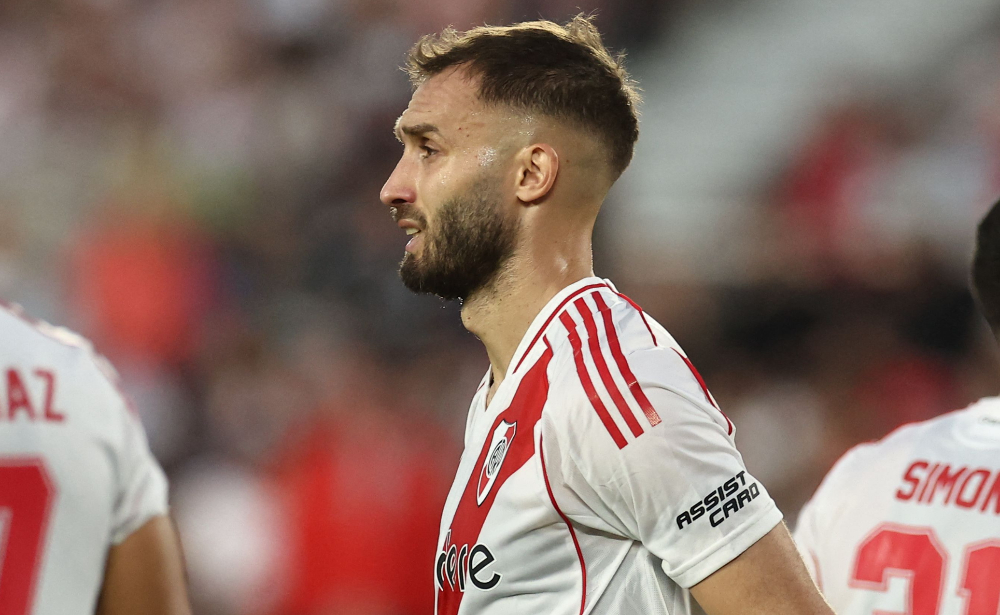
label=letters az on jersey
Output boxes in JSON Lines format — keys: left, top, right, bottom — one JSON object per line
{"left": 0, "top": 302, "right": 168, "bottom": 615}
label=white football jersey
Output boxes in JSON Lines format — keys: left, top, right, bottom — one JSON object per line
{"left": 0, "top": 302, "right": 169, "bottom": 615}
{"left": 795, "top": 398, "right": 1000, "bottom": 615}
{"left": 435, "top": 277, "right": 783, "bottom": 614}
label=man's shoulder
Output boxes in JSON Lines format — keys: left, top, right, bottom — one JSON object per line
{"left": 560, "top": 285, "right": 668, "bottom": 351}
{"left": 545, "top": 287, "right": 716, "bottom": 407}
{"left": 0, "top": 301, "right": 94, "bottom": 356}
{"left": 810, "top": 409, "right": 975, "bottom": 506}
{"left": 544, "top": 285, "right": 672, "bottom": 369}
{"left": 537, "top": 286, "right": 730, "bottom": 449}
{"left": 860, "top": 406, "right": 975, "bottom": 458}
{"left": 0, "top": 301, "right": 133, "bottom": 422}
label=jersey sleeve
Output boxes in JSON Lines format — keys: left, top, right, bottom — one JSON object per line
{"left": 110, "top": 410, "right": 170, "bottom": 544}
{"left": 541, "top": 346, "right": 783, "bottom": 589}
{"left": 94, "top": 357, "right": 171, "bottom": 545}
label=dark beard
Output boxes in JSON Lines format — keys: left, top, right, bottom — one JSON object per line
{"left": 398, "top": 176, "right": 518, "bottom": 301}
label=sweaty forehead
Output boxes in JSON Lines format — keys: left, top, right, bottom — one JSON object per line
{"left": 399, "top": 68, "right": 514, "bottom": 143}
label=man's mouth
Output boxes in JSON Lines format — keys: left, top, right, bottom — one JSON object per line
{"left": 405, "top": 230, "right": 424, "bottom": 253}
{"left": 394, "top": 208, "right": 426, "bottom": 253}
{"left": 398, "top": 222, "right": 424, "bottom": 253}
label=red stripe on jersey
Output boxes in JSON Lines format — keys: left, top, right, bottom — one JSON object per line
{"left": 559, "top": 312, "right": 628, "bottom": 449}
{"left": 437, "top": 343, "right": 554, "bottom": 614}
{"left": 512, "top": 283, "right": 608, "bottom": 373}
{"left": 611, "top": 291, "right": 658, "bottom": 346}
{"left": 671, "top": 349, "right": 732, "bottom": 435}
{"left": 573, "top": 298, "right": 644, "bottom": 438}
{"left": 590, "top": 293, "right": 662, "bottom": 428}
{"left": 539, "top": 434, "right": 587, "bottom": 615}
{"left": 671, "top": 350, "right": 716, "bottom": 408}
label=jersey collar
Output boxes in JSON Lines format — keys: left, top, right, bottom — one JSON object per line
{"left": 505, "top": 276, "right": 610, "bottom": 377}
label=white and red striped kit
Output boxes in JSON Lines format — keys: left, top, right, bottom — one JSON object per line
{"left": 0, "top": 303, "right": 168, "bottom": 615}
{"left": 435, "top": 277, "right": 783, "bottom": 614}
{"left": 795, "top": 399, "right": 1000, "bottom": 615}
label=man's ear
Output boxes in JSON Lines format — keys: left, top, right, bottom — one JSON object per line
{"left": 515, "top": 143, "right": 559, "bottom": 203}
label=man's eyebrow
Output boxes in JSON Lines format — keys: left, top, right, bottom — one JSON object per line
{"left": 394, "top": 121, "right": 442, "bottom": 141}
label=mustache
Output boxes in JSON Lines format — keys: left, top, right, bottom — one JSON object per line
{"left": 390, "top": 204, "right": 428, "bottom": 228}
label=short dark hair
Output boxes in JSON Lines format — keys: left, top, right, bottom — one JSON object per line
{"left": 972, "top": 198, "right": 1000, "bottom": 334}
{"left": 405, "top": 15, "right": 641, "bottom": 179}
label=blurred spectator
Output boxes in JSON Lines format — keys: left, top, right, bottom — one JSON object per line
{"left": 70, "top": 197, "right": 217, "bottom": 366}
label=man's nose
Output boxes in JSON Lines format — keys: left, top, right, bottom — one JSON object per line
{"left": 380, "top": 160, "right": 416, "bottom": 207}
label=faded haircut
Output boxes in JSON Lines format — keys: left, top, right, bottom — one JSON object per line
{"left": 405, "top": 15, "right": 641, "bottom": 179}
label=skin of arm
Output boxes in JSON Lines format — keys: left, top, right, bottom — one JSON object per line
{"left": 96, "top": 515, "right": 192, "bottom": 615}
{"left": 690, "top": 523, "right": 833, "bottom": 615}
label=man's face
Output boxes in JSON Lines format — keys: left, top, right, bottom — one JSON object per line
{"left": 380, "top": 68, "right": 520, "bottom": 301}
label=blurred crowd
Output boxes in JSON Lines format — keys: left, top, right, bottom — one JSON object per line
{"left": 702, "top": 22, "right": 1000, "bottom": 513}
{"left": 1, "top": 0, "right": 999, "bottom": 614}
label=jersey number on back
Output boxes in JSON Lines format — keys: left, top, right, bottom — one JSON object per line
{"left": 852, "top": 523, "right": 1000, "bottom": 615}
{"left": 0, "top": 459, "right": 56, "bottom": 615}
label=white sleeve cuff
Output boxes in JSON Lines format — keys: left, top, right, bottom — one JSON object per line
{"left": 668, "top": 504, "right": 784, "bottom": 588}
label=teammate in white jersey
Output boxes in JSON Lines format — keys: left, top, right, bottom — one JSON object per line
{"left": 795, "top": 201, "right": 1000, "bottom": 614}
{"left": 0, "top": 301, "right": 191, "bottom": 615}
{"left": 380, "top": 15, "right": 832, "bottom": 615}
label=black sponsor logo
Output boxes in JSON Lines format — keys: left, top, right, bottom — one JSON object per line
{"left": 676, "top": 471, "right": 761, "bottom": 529}
{"left": 435, "top": 539, "right": 501, "bottom": 593}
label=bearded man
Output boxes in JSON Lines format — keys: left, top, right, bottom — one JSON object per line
{"left": 380, "top": 15, "right": 833, "bottom": 615}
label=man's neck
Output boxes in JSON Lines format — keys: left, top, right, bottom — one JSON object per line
{"left": 461, "top": 251, "right": 593, "bottom": 404}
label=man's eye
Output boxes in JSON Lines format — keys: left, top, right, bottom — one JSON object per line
{"left": 420, "top": 145, "right": 438, "bottom": 158}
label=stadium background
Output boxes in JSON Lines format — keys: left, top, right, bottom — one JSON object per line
{"left": 2, "top": 0, "right": 1000, "bottom": 613}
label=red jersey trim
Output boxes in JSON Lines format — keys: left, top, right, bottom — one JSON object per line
{"left": 671, "top": 349, "right": 732, "bottom": 435}
{"left": 572, "top": 298, "right": 644, "bottom": 439}
{"left": 559, "top": 311, "right": 628, "bottom": 449}
{"left": 611, "top": 290, "right": 658, "bottom": 346}
{"left": 512, "top": 283, "right": 609, "bottom": 373}
{"left": 539, "top": 433, "right": 587, "bottom": 615}
{"left": 437, "top": 344, "right": 555, "bottom": 613}
{"left": 590, "top": 293, "right": 662, "bottom": 428}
